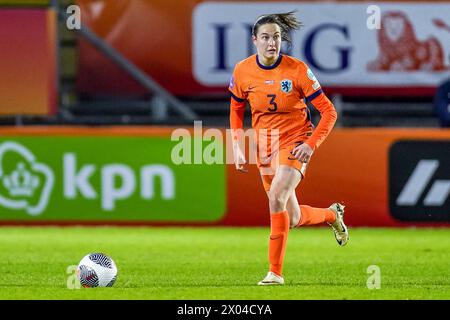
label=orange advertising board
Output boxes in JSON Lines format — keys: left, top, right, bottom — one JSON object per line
{"left": 0, "top": 9, "right": 57, "bottom": 115}
{"left": 223, "top": 128, "right": 450, "bottom": 227}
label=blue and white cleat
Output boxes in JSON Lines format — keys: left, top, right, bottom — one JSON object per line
{"left": 328, "top": 203, "right": 349, "bottom": 246}
{"left": 257, "top": 271, "right": 285, "bottom": 286}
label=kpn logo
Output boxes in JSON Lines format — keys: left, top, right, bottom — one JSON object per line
{"left": 0, "top": 141, "right": 54, "bottom": 216}
{"left": 0, "top": 137, "right": 224, "bottom": 222}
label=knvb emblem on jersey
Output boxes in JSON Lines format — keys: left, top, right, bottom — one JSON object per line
{"left": 280, "top": 79, "right": 293, "bottom": 93}
{"left": 0, "top": 141, "right": 54, "bottom": 216}
{"left": 389, "top": 140, "right": 450, "bottom": 222}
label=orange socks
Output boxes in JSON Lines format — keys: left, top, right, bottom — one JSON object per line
{"left": 268, "top": 211, "right": 290, "bottom": 276}
{"left": 267, "top": 207, "right": 335, "bottom": 276}
{"left": 297, "top": 205, "right": 336, "bottom": 226}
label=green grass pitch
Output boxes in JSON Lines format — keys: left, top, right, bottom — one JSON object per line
{"left": 0, "top": 226, "right": 449, "bottom": 300}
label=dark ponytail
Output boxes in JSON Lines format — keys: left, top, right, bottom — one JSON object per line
{"left": 252, "top": 11, "right": 302, "bottom": 45}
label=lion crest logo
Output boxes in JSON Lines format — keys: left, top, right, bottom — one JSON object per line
{"left": 367, "top": 11, "right": 450, "bottom": 72}
{"left": 280, "top": 79, "right": 293, "bottom": 93}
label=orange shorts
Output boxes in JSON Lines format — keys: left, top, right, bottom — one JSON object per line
{"left": 257, "top": 142, "right": 308, "bottom": 192}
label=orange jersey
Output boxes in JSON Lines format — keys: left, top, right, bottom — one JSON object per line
{"left": 229, "top": 54, "right": 337, "bottom": 150}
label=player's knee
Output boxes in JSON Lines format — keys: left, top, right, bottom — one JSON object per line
{"left": 268, "top": 190, "right": 288, "bottom": 212}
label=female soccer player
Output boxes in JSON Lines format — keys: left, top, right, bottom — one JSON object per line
{"left": 229, "top": 12, "right": 349, "bottom": 285}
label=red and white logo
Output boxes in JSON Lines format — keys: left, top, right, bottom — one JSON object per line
{"left": 368, "top": 11, "right": 450, "bottom": 72}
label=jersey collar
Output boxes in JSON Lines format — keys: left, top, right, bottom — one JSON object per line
{"left": 256, "top": 54, "right": 283, "bottom": 70}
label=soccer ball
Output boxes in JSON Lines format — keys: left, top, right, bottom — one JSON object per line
{"left": 76, "top": 253, "right": 118, "bottom": 288}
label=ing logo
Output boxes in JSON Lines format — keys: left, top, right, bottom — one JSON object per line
{"left": 0, "top": 141, "right": 54, "bottom": 216}
{"left": 367, "top": 11, "right": 450, "bottom": 72}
